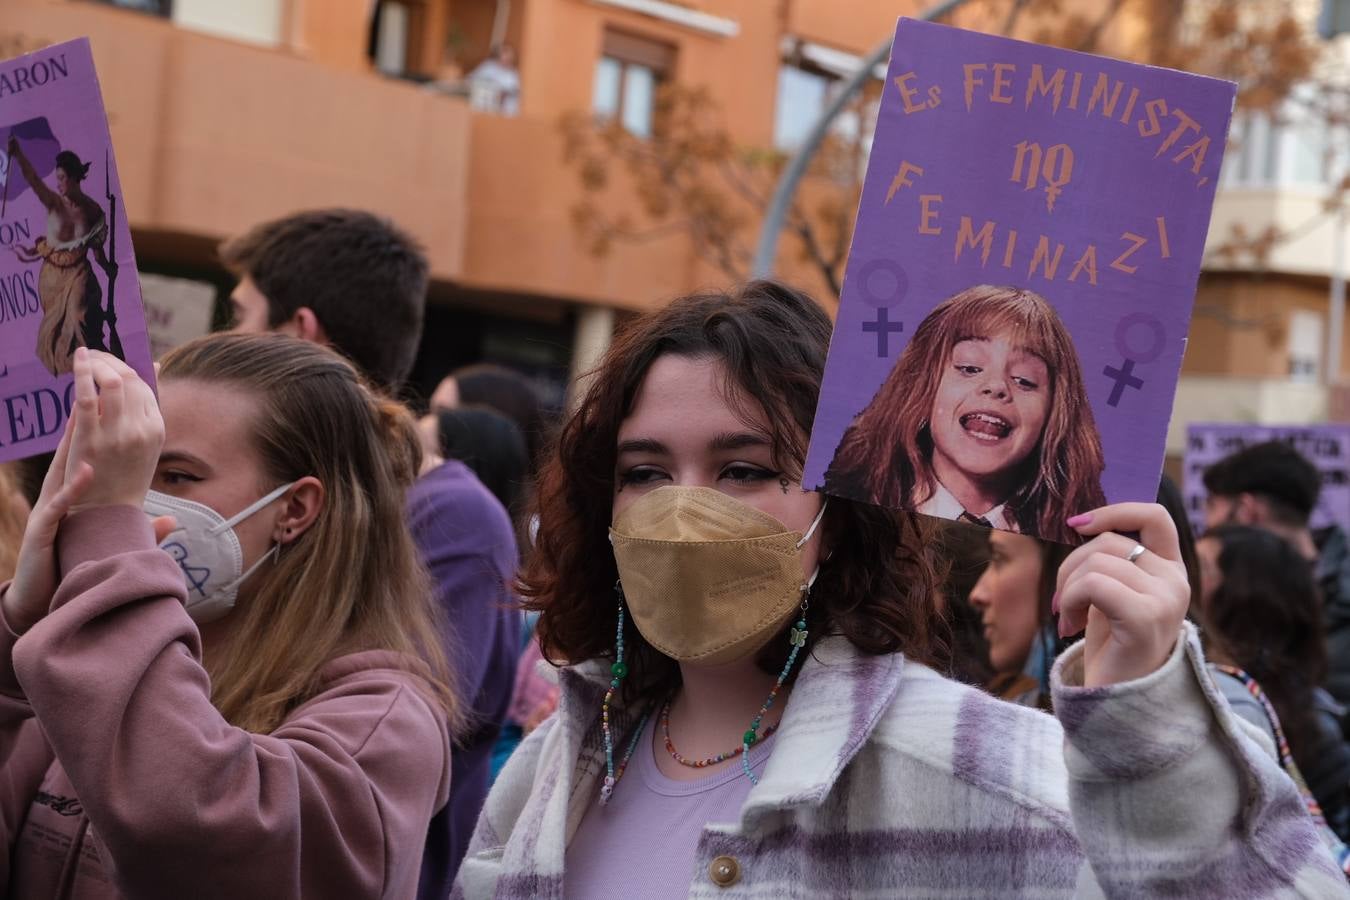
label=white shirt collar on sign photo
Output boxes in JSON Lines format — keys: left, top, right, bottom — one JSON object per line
{"left": 918, "top": 481, "right": 1017, "bottom": 532}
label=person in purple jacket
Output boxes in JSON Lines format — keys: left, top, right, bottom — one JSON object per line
{"left": 220, "top": 209, "right": 522, "bottom": 892}
{"left": 1, "top": 337, "right": 457, "bottom": 897}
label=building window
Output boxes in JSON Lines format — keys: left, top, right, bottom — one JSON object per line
{"left": 369, "top": 0, "right": 432, "bottom": 79}
{"left": 773, "top": 41, "right": 882, "bottom": 179}
{"left": 373, "top": 2, "right": 411, "bottom": 75}
{"left": 1287, "top": 115, "right": 1329, "bottom": 185}
{"left": 91, "top": 0, "right": 172, "bottom": 14}
{"left": 1220, "top": 96, "right": 1339, "bottom": 190}
{"left": 1289, "top": 309, "right": 1323, "bottom": 382}
{"left": 591, "top": 30, "right": 674, "bottom": 138}
{"left": 772, "top": 61, "right": 880, "bottom": 185}
{"left": 774, "top": 65, "right": 833, "bottom": 151}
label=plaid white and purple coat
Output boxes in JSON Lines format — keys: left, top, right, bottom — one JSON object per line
{"left": 454, "top": 624, "right": 1348, "bottom": 898}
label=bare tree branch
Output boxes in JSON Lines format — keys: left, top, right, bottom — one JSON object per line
{"left": 1077, "top": 0, "right": 1129, "bottom": 51}
{"left": 1000, "top": 0, "right": 1032, "bottom": 37}
{"left": 786, "top": 212, "right": 844, "bottom": 297}
{"left": 560, "top": 1, "right": 1326, "bottom": 303}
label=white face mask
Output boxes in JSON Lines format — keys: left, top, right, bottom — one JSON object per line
{"left": 143, "top": 481, "right": 297, "bottom": 624}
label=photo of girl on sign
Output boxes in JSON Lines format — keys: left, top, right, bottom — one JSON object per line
{"left": 823, "top": 285, "right": 1106, "bottom": 544}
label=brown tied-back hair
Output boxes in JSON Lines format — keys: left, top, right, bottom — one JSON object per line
{"left": 158, "top": 333, "right": 459, "bottom": 734}
{"left": 523, "top": 280, "right": 945, "bottom": 705}
{"left": 825, "top": 285, "right": 1106, "bottom": 544}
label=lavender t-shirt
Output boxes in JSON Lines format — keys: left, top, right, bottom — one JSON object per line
{"left": 564, "top": 715, "right": 776, "bottom": 898}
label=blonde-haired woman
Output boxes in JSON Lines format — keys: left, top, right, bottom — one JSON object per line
{"left": 825, "top": 284, "right": 1105, "bottom": 544}
{"left": 0, "top": 335, "right": 458, "bottom": 898}
{"left": 0, "top": 464, "right": 30, "bottom": 582}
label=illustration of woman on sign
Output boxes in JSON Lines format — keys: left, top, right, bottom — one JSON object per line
{"left": 7, "top": 137, "right": 119, "bottom": 376}
{"left": 824, "top": 284, "right": 1106, "bottom": 544}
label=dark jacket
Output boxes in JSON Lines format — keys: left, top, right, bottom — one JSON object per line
{"left": 1316, "top": 525, "right": 1350, "bottom": 708}
{"left": 1304, "top": 686, "right": 1350, "bottom": 841}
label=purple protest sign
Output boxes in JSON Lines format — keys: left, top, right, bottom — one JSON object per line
{"left": 803, "top": 19, "right": 1236, "bottom": 545}
{"left": 1184, "top": 424, "right": 1350, "bottom": 537}
{"left": 0, "top": 38, "right": 154, "bottom": 462}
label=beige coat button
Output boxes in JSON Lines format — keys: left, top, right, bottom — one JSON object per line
{"left": 709, "top": 855, "right": 741, "bottom": 887}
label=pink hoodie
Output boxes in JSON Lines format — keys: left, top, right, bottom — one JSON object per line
{"left": 0, "top": 506, "right": 451, "bottom": 899}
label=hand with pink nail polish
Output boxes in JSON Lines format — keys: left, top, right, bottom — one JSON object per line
{"left": 1052, "top": 502, "right": 1190, "bottom": 688}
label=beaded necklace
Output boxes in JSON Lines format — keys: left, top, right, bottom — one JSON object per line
{"left": 660, "top": 697, "right": 779, "bottom": 768}
{"left": 599, "top": 575, "right": 811, "bottom": 804}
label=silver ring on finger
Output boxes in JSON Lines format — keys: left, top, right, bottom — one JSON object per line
{"left": 1125, "top": 543, "right": 1146, "bottom": 565}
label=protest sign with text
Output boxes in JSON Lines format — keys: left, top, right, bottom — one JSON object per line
{"left": 804, "top": 19, "right": 1236, "bottom": 544}
{"left": 0, "top": 38, "right": 154, "bottom": 462}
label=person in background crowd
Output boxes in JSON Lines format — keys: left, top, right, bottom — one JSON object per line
{"left": 455, "top": 281, "right": 1344, "bottom": 898}
{"left": 0, "top": 463, "right": 31, "bottom": 582}
{"left": 220, "top": 209, "right": 521, "bottom": 893}
{"left": 221, "top": 209, "right": 423, "bottom": 394}
{"left": 1202, "top": 441, "right": 1350, "bottom": 704}
{"left": 430, "top": 362, "right": 549, "bottom": 475}
{"left": 1198, "top": 524, "right": 1350, "bottom": 843}
{"left": 427, "top": 361, "right": 550, "bottom": 755}
{"left": 930, "top": 520, "right": 995, "bottom": 688}
{"left": 1155, "top": 474, "right": 1350, "bottom": 869}
{"left": 0, "top": 338, "right": 457, "bottom": 898}
{"left": 488, "top": 634, "right": 562, "bottom": 783}
{"left": 961, "top": 477, "right": 1198, "bottom": 710}
{"left": 425, "top": 364, "right": 550, "bottom": 780}
{"left": 466, "top": 45, "right": 521, "bottom": 116}
{"left": 13, "top": 454, "right": 50, "bottom": 510}
{"left": 429, "top": 406, "right": 530, "bottom": 521}
{"left": 415, "top": 404, "right": 537, "bottom": 783}
{"left": 966, "top": 529, "right": 1072, "bottom": 709}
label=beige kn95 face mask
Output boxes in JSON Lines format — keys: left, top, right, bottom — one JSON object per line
{"left": 609, "top": 485, "right": 826, "bottom": 666}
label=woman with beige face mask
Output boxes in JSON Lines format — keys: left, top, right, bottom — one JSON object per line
{"left": 454, "top": 281, "right": 1346, "bottom": 898}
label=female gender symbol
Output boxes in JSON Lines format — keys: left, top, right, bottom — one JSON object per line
{"left": 1103, "top": 313, "right": 1167, "bottom": 407}
{"left": 855, "top": 259, "right": 908, "bottom": 358}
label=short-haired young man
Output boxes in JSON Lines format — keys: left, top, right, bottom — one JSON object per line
{"left": 220, "top": 208, "right": 427, "bottom": 391}
{"left": 1203, "top": 440, "right": 1350, "bottom": 704}
{"left": 223, "top": 209, "right": 521, "bottom": 895}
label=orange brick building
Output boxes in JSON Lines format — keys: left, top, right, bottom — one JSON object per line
{"left": 7, "top": 0, "right": 1340, "bottom": 457}
{"left": 5, "top": 0, "right": 968, "bottom": 406}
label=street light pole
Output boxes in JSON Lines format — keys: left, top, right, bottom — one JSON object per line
{"left": 1318, "top": 1, "right": 1349, "bottom": 385}
{"left": 751, "top": 0, "right": 974, "bottom": 278}
{"left": 1330, "top": 200, "right": 1345, "bottom": 385}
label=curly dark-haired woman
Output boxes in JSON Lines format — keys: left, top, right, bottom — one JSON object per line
{"left": 454, "top": 281, "right": 1344, "bottom": 898}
